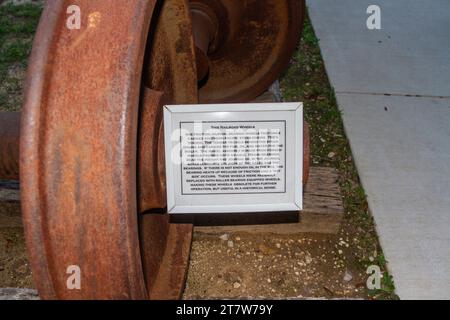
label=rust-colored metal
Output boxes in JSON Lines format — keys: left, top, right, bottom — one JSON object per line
{"left": 140, "top": 214, "right": 192, "bottom": 299}
{"left": 144, "top": 0, "right": 198, "bottom": 105}
{"left": 193, "top": 0, "right": 306, "bottom": 103}
{"left": 145, "top": 0, "right": 306, "bottom": 103}
{"left": 0, "top": 112, "right": 20, "bottom": 180}
{"left": 190, "top": 1, "right": 219, "bottom": 81}
{"left": 20, "top": 0, "right": 192, "bottom": 300}
{"left": 138, "top": 88, "right": 167, "bottom": 212}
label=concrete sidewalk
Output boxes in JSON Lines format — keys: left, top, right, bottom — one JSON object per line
{"left": 307, "top": 0, "right": 450, "bottom": 299}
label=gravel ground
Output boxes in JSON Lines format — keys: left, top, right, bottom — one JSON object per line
{"left": 184, "top": 232, "right": 367, "bottom": 299}
{"left": 0, "top": 202, "right": 33, "bottom": 288}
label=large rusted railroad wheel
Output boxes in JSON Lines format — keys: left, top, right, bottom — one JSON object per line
{"left": 20, "top": 0, "right": 195, "bottom": 300}
{"left": 5, "top": 0, "right": 307, "bottom": 300}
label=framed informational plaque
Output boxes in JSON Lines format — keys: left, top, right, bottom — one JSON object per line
{"left": 164, "top": 103, "right": 303, "bottom": 214}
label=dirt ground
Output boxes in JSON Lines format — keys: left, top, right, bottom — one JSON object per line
{"left": 184, "top": 232, "right": 367, "bottom": 299}
{"left": 0, "top": 202, "right": 33, "bottom": 288}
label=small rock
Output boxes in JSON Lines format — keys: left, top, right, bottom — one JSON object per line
{"left": 259, "top": 244, "right": 275, "bottom": 255}
{"left": 219, "top": 234, "right": 229, "bottom": 241}
{"left": 328, "top": 152, "right": 336, "bottom": 158}
{"left": 305, "top": 255, "right": 312, "bottom": 264}
{"left": 275, "top": 243, "right": 281, "bottom": 248}
{"left": 235, "top": 237, "right": 241, "bottom": 241}
{"left": 233, "top": 282, "right": 241, "bottom": 289}
{"left": 227, "top": 240, "right": 234, "bottom": 248}
{"left": 343, "top": 270, "right": 353, "bottom": 282}
{"left": 17, "top": 265, "right": 27, "bottom": 274}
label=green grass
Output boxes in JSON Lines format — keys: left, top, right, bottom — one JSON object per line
{"left": 0, "top": 3, "right": 42, "bottom": 112}
{"left": 280, "top": 14, "right": 399, "bottom": 300}
{"left": 0, "top": 40, "right": 32, "bottom": 63}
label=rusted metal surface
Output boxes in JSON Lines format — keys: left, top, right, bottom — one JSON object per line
{"left": 194, "top": 0, "right": 306, "bottom": 103}
{"left": 144, "top": 0, "right": 198, "bottom": 105}
{"left": 0, "top": 112, "right": 20, "bottom": 180}
{"left": 138, "top": 88, "right": 167, "bottom": 212}
{"left": 190, "top": 1, "right": 219, "bottom": 81}
{"left": 20, "top": 0, "right": 192, "bottom": 300}
{"left": 140, "top": 214, "right": 192, "bottom": 299}
{"left": 144, "top": 0, "right": 306, "bottom": 103}
{"left": 138, "top": 87, "right": 193, "bottom": 299}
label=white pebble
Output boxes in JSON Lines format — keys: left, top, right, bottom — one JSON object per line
{"left": 343, "top": 270, "right": 353, "bottom": 282}
{"left": 219, "top": 234, "right": 229, "bottom": 241}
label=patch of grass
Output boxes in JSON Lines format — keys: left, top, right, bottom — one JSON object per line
{"left": 0, "top": 3, "right": 42, "bottom": 111}
{"left": 0, "top": 39, "right": 32, "bottom": 63}
{"left": 0, "top": 3, "right": 42, "bottom": 36}
{"left": 0, "top": 2, "right": 42, "bottom": 18}
{"left": 0, "top": 91, "right": 9, "bottom": 106}
{"left": 280, "top": 13, "right": 399, "bottom": 300}
{"left": 0, "top": 15, "right": 38, "bottom": 35}
{"left": 301, "top": 18, "right": 319, "bottom": 46}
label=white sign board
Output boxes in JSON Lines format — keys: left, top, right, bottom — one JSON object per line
{"left": 164, "top": 103, "right": 303, "bottom": 214}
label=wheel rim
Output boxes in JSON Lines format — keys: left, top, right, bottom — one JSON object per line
{"left": 20, "top": 0, "right": 192, "bottom": 299}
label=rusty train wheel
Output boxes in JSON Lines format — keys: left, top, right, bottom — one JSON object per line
{"left": 20, "top": 0, "right": 193, "bottom": 299}
{"left": 194, "top": 0, "right": 306, "bottom": 103}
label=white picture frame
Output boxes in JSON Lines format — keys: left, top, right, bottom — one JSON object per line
{"left": 164, "top": 103, "right": 303, "bottom": 214}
